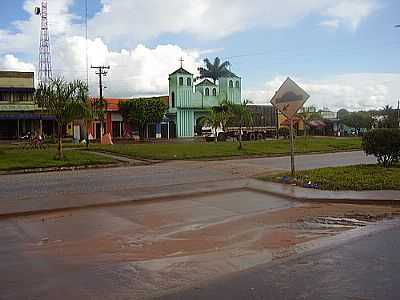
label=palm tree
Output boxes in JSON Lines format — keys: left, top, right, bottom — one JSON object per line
{"left": 203, "top": 108, "right": 224, "bottom": 143}
{"left": 81, "top": 98, "right": 96, "bottom": 148}
{"left": 92, "top": 97, "right": 108, "bottom": 138}
{"left": 197, "top": 57, "right": 231, "bottom": 84}
{"left": 35, "top": 78, "right": 90, "bottom": 159}
{"left": 382, "top": 105, "right": 393, "bottom": 115}
{"left": 227, "top": 100, "right": 253, "bottom": 150}
{"left": 297, "top": 106, "right": 320, "bottom": 137}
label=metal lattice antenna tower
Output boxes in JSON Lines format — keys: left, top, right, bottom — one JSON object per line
{"left": 38, "top": 0, "right": 52, "bottom": 85}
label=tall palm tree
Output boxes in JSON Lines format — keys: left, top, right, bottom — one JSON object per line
{"left": 197, "top": 57, "right": 231, "bottom": 84}
{"left": 297, "top": 106, "right": 320, "bottom": 137}
{"left": 92, "top": 97, "right": 108, "bottom": 137}
{"left": 202, "top": 108, "right": 223, "bottom": 143}
{"left": 35, "top": 78, "right": 90, "bottom": 159}
{"left": 227, "top": 100, "right": 253, "bottom": 150}
{"left": 382, "top": 105, "right": 393, "bottom": 115}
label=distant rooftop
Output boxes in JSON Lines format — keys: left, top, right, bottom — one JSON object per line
{"left": 220, "top": 69, "right": 240, "bottom": 79}
{"left": 196, "top": 79, "right": 216, "bottom": 86}
{"left": 170, "top": 67, "right": 193, "bottom": 76}
{"left": 0, "top": 71, "right": 34, "bottom": 79}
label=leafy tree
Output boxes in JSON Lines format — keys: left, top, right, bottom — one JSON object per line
{"left": 227, "top": 100, "right": 253, "bottom": 149}
{"left": 362, "top": 129, "right": 400, "bottom": 167}
{"left": 119, "top": 98, "right": 168, "bottom": 139}
{"left": 197, "top": 57, "right": 231, "bottom": 84}
{"left": 341, "top": 111, "right": 373, "bottom": 134}
{"left": 35, "top": 78, "right": 90, "bottom": 159}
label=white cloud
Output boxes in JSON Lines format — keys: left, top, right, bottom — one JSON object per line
{"left": 319, "top": 19, "right": 340, "bottom": 29}
{"left": 53, "top": 36, "right": 201, "bottom": 97}
{"left": 0, "top": 0, "right": 76, "bottom": 54}
{"left": 0, "top": 54, "right": 35, "bottom": 72}
{"left": 321, "top": 0, "right": 379, "bottom": 30}
{"left": 244, "top": 74, "right": 400, "bottom": 111}
{"left": 0, "top": 0, "right": 384, "bottom": 106}
{"left": 0, "top": 0, "right": 379, "bottom": 56}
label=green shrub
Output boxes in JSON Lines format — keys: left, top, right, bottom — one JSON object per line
{"left": 362, "top": 129, "right": 400, "bottom": 167}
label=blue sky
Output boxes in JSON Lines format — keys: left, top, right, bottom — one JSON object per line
{"left": 0, "top": 0, "right": 399, "bottom": 110}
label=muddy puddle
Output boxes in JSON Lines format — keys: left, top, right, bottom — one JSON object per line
{"left": 9, "top": 194, "right": 400, "bottom": 299}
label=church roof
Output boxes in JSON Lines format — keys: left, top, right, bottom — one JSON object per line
{"left": 220, "top": 69, "right": 240, "bottom": 79}
{"left": 170, "top": 67, "right": 193, "bottom": 76}
{"left": 196, "top": 79, "right": 216, "bottom": 86}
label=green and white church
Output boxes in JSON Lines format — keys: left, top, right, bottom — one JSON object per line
{"left": 167, "top": 66, "right": 242, "bottom": 138}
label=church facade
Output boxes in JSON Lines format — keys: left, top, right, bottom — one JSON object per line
{"left": 167, "top": 67, "right": 242, "bottom": 138}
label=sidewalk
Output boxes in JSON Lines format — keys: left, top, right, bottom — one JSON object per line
{"left": 1, "top": 177, "right": 399, "bottom": 219}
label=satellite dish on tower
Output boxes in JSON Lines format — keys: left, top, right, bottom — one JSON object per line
{"left": 34, "top": 7, "right": 41, "bottom": 15}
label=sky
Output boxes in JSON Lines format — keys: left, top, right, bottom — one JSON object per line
{"left": 0, "top": 0, "right": 399, "bottom": 111}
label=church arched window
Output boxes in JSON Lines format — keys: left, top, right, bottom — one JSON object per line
{"left": 212, "top": 88, "right": 217, "bottom": 96}
{"left": 179, "top": 77, "right": 184, "bottom": 86}
{"left": 229, "top": 80, "right": 234, "bottom": 88}
{"left": 171, "top": 92, "right": 175, "bottom": 108}
{"left": 187, "top": 78, "right": 191, "bottom": 86}
{"left": 235, "top": 81, "right": 240, "bottom": 88}
{"left": 205, "top": 88, "right": 210, "bottom": 96}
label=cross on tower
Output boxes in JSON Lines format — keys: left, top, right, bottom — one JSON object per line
{"left": 179, "top": 57, "right": 184, "bottom": 68}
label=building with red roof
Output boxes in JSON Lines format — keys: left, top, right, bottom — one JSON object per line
{"left": 86, "top": 96, "right": 170, "bottom": 140}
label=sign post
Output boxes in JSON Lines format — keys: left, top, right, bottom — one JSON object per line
{"left": 289, "top": 118, "right": 295, "bottom": 176}
{"left": 270, "top": 77, "right": 310, "bottom": 177}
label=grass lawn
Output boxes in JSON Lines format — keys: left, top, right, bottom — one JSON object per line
{"left": 91, "top": 137, "right": 362, "bottom": 160}
{"left": 260, "top": 164, "right": 400, "bottom": 191}
{"left": 0, "top": 147, "right": 116, "bottom": 171}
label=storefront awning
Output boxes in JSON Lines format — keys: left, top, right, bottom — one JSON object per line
{"left": 0, "top": 113, "right": 56, "bottom": 120}
{"left": 308, "top": 120, "right": 327, "bottom": 128}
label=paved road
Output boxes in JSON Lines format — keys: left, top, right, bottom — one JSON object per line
{"left": 0, "top": 151, "right": 374, "bottom": 203}
{"left": 159, "top": 222, "right": 400, "bottom": 300}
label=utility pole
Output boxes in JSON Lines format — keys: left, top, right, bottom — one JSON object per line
{"left": 91, "top": 65, "right": 110, "bottom": 101}
{"left": 397, "top": 99, "right": 400, "bottom": 128}
{"left": 91, "top": 65, "right": 110, "bottom": 137}
{"left": 85, "top": 0, "right": 89, "bottom": 85}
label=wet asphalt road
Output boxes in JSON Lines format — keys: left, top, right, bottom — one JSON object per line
{"left": 0, "top": 151, "right": 375, "bottom": 202}
{"left": 158, "top": 223, "right": 400, "bottom": 300}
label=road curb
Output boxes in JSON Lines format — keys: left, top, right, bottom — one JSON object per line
{"left": 0, "top": 162, "right": 127, "bottom": 176}
{"left": 246, "top": 180, "right": 400, "bottom": 206}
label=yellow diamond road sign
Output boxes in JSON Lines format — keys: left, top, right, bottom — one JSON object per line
{"left": 270, "top": 77, "right": 310, "bottom": 119}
